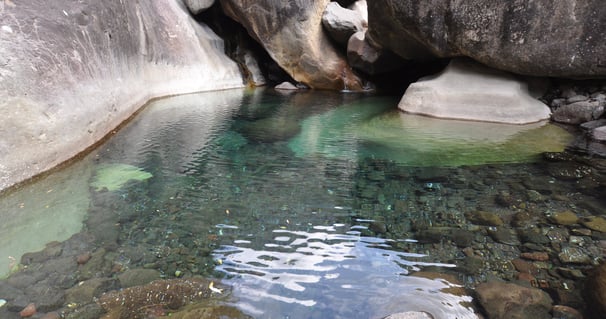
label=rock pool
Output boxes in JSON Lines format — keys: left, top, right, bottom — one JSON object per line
{"left": 0, "top": 89, "right": 604, "bottom": 319}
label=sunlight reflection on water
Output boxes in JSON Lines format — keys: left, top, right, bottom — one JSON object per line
{"left": 213, "top": 221, "right": 476, "bottom": 319}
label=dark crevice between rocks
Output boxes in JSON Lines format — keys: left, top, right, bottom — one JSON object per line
{"left": 192, "top": 3, "right": 295, "bottom": 88}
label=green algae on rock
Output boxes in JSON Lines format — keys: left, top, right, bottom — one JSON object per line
{"left": 90, "top": 164, "right": 153, "bottom": 192}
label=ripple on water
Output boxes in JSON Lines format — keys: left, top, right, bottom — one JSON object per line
{"left": 213, "top": 224, "right": 476, "bottom": 319}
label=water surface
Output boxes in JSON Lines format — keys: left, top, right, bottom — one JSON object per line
{"left": 1, "top": 88, "right": 604, "bottom": 319}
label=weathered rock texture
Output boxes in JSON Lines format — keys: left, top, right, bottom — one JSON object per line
{"left": 220, "top": 0, "right": 364, "bottom": 90}
{"left": 0, "top": 0, "right": 244, "bottom": 192}
{"left": 398, "top": 59, "right": 551, "bottom": 124}
{"left": 184, "top": 0, "right": 215, "bottom": 15}
{"left": 367, "top": 0, "right": 606, "bottom": 78}
{"left": 322, "top": 1, "right": 364, "bottom": 46}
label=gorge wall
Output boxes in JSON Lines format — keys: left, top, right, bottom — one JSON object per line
{"left": 2, "top": 0, "right": 606, "bottom": 191}
{"left": 0, "top": 0, "right": 244, "bottom": 192}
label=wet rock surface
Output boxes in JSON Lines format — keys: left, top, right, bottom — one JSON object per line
{"left": 366, "top": 0, "right": 606, "bottom": 78}
{"left": 398, "top": 59, "right": 551, "bottom": 124}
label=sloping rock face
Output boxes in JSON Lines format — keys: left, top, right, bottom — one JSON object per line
{"left": 398, "top": 59, "right": 551, "bottom": 124}
{"left": 367, "top": 0, "right": 606, "bottom": 78}
{"left": 0, "top": 0, "right": 244, "bottom": 192}
{"left": 220, "top": 0, "right": 364, "bottom": 90}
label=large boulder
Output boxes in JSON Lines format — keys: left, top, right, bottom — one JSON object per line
{"left": 220, "top": 0, "right": 364, "bottom": 90}
{"left": 322, "top": 1, "right": 364, "bottom": 46}
{"left": 367, "top": 0, "right": 606, "bottom": 78}
{"left": 0, "top": 0, "right": 244, "bottom": 192}
{"left": 398, "top": 59, "right": 551, "bottom": 124}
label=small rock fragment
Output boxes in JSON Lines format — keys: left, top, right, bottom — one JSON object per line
{"left": 19, "top": 303, "right": 36, "bottom": 317}
{"left": 550, "top": 211, "right": 580, "bottom": 226}
{"left": 76, "top": 252, "right": 92, "bottom": 265}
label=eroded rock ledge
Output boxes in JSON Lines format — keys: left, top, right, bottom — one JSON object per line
{"left": 0, "top": 0, "right": 244, "bottom": 191}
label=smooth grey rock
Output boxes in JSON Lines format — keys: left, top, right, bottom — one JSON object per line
{"left": 552, "top": 101, "right": 605, "bottom": 124}
{"left": 367, "top": 0, "right": 606, "bottom": 78}
{"left": 580, "top": 119, "right": 606, "bottom": 130}
{"left": 558, "top": 246, "right": 592, "bottom": 264}
{"left": 566, "top": 95, "right": 589, "bottom": 104}
{"left": 592, "top": 126, "right": 606, "bottom": 141}
{"left": 220, "top": 0, "right": 363, "bottom": 90}
{"left": 349, "top": 0, "right": 367, "bottom": 28}
{"left": 322, "top": 1, "right": 364, "bottom": 45}
{"left": 275, "top": 82, "right": 298, "bottom": 90}
{"left": 0, "top": 0, "right": 244, "bottom": 192}
{"left": 383, "top": 311, "right": 434, "bottom": 319}
{"left": 65, "top": 278, "right": 119, "bottom": 305}
{"left": 184, "top": 0, "right": 215, "bottom": 14}
{"left": 398, "top": 59, "right": 551, "bottom": 124}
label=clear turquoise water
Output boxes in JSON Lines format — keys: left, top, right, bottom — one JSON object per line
{"left": 1, "top": 88, "right": 604, "bottom": 319}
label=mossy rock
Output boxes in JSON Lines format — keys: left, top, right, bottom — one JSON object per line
{"left": 90, "top": 163, "right": 153, "bottom": 191}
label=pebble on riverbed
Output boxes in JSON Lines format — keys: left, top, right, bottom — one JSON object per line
{"left": 19, "top": 303, "right": 36, "bottom": 317}
{"left": 476, "top": 281, "right": 553, "bottom": 319}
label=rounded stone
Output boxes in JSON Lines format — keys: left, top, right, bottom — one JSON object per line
{"left": 19, "top": 303, "right": 36, "bottom": 317}
{"left": 550, "top": 211, "right": 580, "bottom": 226}
{"left": 475, "top": 282, "right": 552, "bottom": 319}
{"left": 383, "top": 311, "right": 434, "bottom": 319}
{"left": 465, "top": 210, "right": 504, "bottom": 226}
{"left": 582, "top": 216, "right": 606, "bottom": 233}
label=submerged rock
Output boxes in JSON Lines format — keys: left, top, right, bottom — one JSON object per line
{"left": 168, "top": 303, "right": 252, "bottom": 319}
{"left": 288, "top": 95, "right": 572, "bottom": 166}
{"left": 98, "top": 278, "right": 223, "bottom": 319}
{"left": 398, "top": 59, "right": 551, "bottom": 124}
{"left": 475, "top": 281, "right": 552, "bottom": 319}
{"left": 90, "top": 164, "right": 153, "bottom": 192}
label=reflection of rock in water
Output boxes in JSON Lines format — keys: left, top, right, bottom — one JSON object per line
{"left": 0, "top": 158, "right": 93, "bottom": 278}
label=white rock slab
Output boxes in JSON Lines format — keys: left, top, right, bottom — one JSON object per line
{"left": 398, "top": 59, "right": 551, "bottom": 124}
